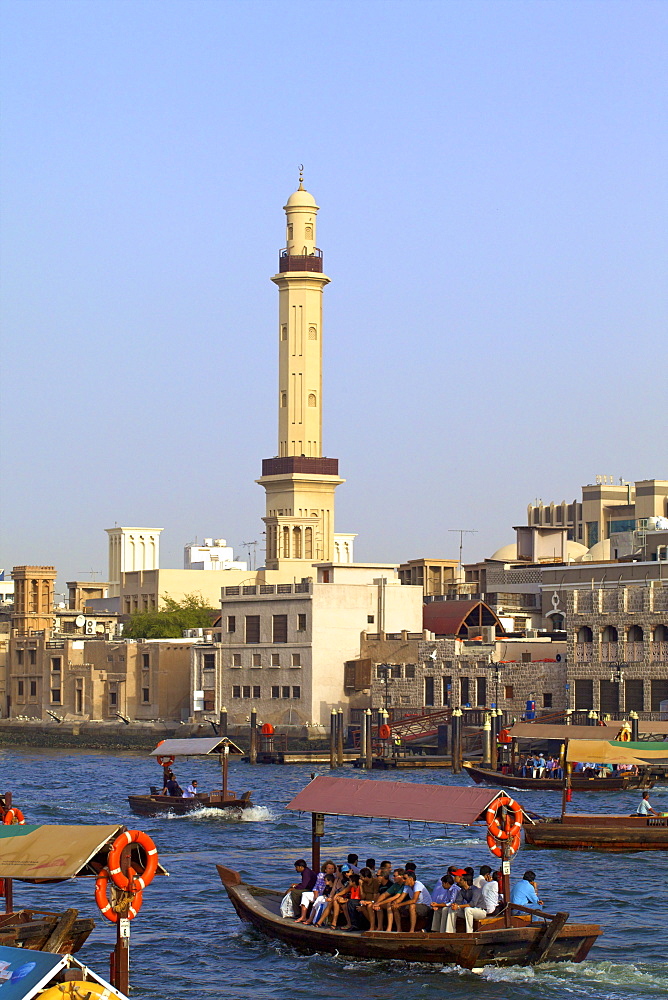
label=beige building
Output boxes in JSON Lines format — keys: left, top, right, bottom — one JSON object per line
{"left": 527, "top": 478, "right": 668, "bottom": 548}
{"left": 398, "top": 558, "right": 461, "bottom": 597}
{"left": 107, "top": 527, "right": 163, "bottom": 598}
{"left": 7, "top": 633, "right": 195, "bottom": 722}
{"left": 191, "top": 575, "right": 423, "bottom": 727}
{"left": 11, "top": 566, "right": 57, "bottom": 634}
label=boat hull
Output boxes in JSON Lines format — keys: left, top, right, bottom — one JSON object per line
{"left": 128, "top": 793, "right": 251, "bottom": 817}
{"left": 463, "top": 763, "right": 652, "bottom": 792}
{"left": 525, "top": 814, "right": 668, "bottom": 852}
{"left": 216, "top": 866, "right": 599, "bottom": 969}
{"left": 0, "top": 909, "right": 94, "bottom": 953}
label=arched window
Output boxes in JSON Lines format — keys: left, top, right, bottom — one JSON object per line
{"left": 308, "top": 393, "right": 317, "bottom": 407}
{"left": 281, "top": 392, "right": 287, "bottom": 407}
{"left": 577, "top": 626, "right": 593, "bottom": 643}
{"left": 653, "top": 624, "right": 668, "bottom": 642}
{"left": 602, "top": 625, "right": 618, "bottom": 643}
{"left": 293, "top": 526, "right": 302, "bottom": 559}
{"left": 627, "top": 625, "right": 643, "bottom": 643}
{"left": 282, "top": 526, "right": 290, "bottom": 559}
{"left": 304, "top": 527, "right": 313, "bottom": 560}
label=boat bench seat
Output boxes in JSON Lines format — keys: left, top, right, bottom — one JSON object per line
{"left": 474, "top": 914, "right": 532, "bottom": 930}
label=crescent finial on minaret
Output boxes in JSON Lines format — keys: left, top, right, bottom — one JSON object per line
{"left": 298, "top": 164, "right": 304, "bottom": 190}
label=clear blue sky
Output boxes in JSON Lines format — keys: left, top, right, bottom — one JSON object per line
{"left": 2, "top": 0, "right": 666, "bottom": 589}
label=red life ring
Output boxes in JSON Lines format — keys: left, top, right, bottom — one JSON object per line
{"left": 3, "top": 808, "right": 26, "bottom": 825}
{"left": 498, "top": 728, "right": 512, "bottom": 745}
{"left": 486, "top": 830, "right": 521, "bottom": 858}
{"left": 107, "top": 830, "right": 159, "bottom": 892}
{"left": 486, "top": 794, "right": 523, "bottom": 841}
{"left": 95, "top": 868, "right": 143, "bottom": 923}
{"left": 378, "top": 723, "right": 391, "bottom": 740}
{"left": 157, "top": 755, "right": 175, "bottom": 768}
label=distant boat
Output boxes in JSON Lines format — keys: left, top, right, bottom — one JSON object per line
{"left": 462, "top": 762, "right": 652, "bottom": 792}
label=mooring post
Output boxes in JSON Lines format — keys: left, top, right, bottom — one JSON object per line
{"left": 482, "top": 715, "right": 492, "bottom": 768}
{"left": 365, "top": 709, "right": 373, "bottom": 770}
{"left": 330, "top": 708, "right": 337, "bottom": 768}
{"left": 451, "top": 707, "right": 463, "bottom": 773}
{"left": 437, "top": 724, "right": 448, "bottom": 757}
{"left": 489, "top": 709, "right": 498, "bottom": 771}
{"left": 630, "top": 710, "right": 639, "bottom": 742}
{"left": 219, "top": 706, "right": 228, "bottom": 737}
{"left": 359, "top": 709, "right": 367, "bottom": 767}
{"left": 249, "top": 707, "right": 257, "bottom": 764}
{"left": 336, "top": 708, "right": 345, "bottom": 766}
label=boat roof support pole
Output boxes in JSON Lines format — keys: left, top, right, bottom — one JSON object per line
{"left": 311, "top": 812, "right": 324, "bottom": 873}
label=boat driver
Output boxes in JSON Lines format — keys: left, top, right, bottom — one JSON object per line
{"left": 636, "top": 791, "right": 660, "bottom": 817}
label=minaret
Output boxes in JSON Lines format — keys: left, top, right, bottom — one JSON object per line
{"left": 258, "top": 172, "right": 344, "bottom": 570}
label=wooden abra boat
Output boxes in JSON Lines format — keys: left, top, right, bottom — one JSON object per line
{"left": 217, "top": 775, "right": 600, "bottom": 970}
{"left": 524, "top": 736, "right": 668, "bottom": 853}
{"left": 128, "top": 736, "right": 253, "bottom": 817}
{"left": 0, "top": 907, "right": 94, "bottom": 953}
{"left": 462, "top": 762, "right": 651, "bottom": 792}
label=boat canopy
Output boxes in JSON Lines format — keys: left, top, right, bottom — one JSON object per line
{"left": 509, "top": 723, "right": 623, "bottom": 740}
{"left": 566, "top": 739, "right": 668, "bottom": 766}
{"left": 150, "top": 736, "right": 244, "bottom": 757}
{"left": 0, "top": 824, "right": 169, "bottom": 882}
{"left": 286, "top": 775, "right": 522, "bottom": 826}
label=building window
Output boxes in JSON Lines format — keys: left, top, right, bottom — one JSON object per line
{"left": 460, "top": 677, "right": 470, "bottom": 705}
{"left": 271, "top": 653, "right": 280, "bottom": 667}
{"left": 504, "top": 685, "right": 514, "bottom": 700}
{"left": 30, "top": 680, "right": 37, "bottom": 698}
{"left": 291, "top": 653, "right": 301, "bottom": 667}
{"left": 391, "top": 665, "right": 402, "bottom": 679}
{"left": 245, "top": 616, "right": 261, "bottom": 643}
{"left": 292, "top": 686, "right": 301, "bottom": 699}
{"left": 281, "top": 392, "right": 287, "bottom": 407}
{"left": 308, "top": 325, "right": 317, "bottom": 340}
{"left": 424, "top": 677, "right": 435, "bottom": 706}
{"left": 297, "top": 614, "right": 307, "bottom": 631}
{"left": 17, "top": 680, "right": 24, "bottom": 697}
{"left": 51, "top": 688, "right": 61, "bottom": 704}
{"left": 142, "top": 653, "right": 150, "bottom": 668}
{"left": 476, "top": 676, "right": 487, "bottom": 707}
{"left": 242, "top": 685, "right": 251, "bottom": 698}
{"left": 232, "top": 653, "right": 242, "bottom": 667}
{"left": 405, "top": 664, "right": 416, "bottom": 679}
{"left": 281, "top": 322, "right": 288, "bottom": 340}
{"left": 574, "top": 679, "right": 594, "bottom": 710}
{"left": 16, "top": 650, "right": 23, "bottom": 665}
{"left": 252, "top": 685, "right": 260, "bottom": 699}
{"left": 521, "top": 652, "right": 532, "bottom": 663}
{"left": 109, "top": 687, "right": 117, "bottom": 708}
{"left": 29, "top": 649, "right": 36, "bottom": 665}
{"left": 651, "top": 679, "right": 668, "bottom": 712}
{"left": 308, "top": 393, "right": 317, "bottom": 407}
{"left": 252, "top": 653, "right": 262, "bottom": 668}
{"left": 542, "top": 692, "right": 553, "bottom": 709}
{"left": 443, "top": 676, "right": 452, "bottom": 705}
{"left": 51, "top": 657, "right": 61, "bottom": 672}
{"left": 273, "top": 614, "right": 288, "bottom": 643}
{"left": 367, "top": 615, "right": 375, "bottom": 624}
{"left": 75, "top": 683, "right": 83, "bottom": 713}
{"left": 282, "top": 686, "right": 290, "bottom": 698}
{"left": 232, "top": 685, "right": 241, "bottom": 699}
{"left": 142, "top": 687, "right": 150, "bottom": 703}
{"left": 227, "top": 616, "right": 236, "bottom": 633}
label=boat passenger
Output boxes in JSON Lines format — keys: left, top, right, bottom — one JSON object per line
{"left": 182, "top": 780, "right": 199, "bottom": 798}
{"left": 371, "top": 868, "right": 406, "bottom": 928}
{"left": 378, "top": 860, "right": 392, "bottom": 879}
{"left": 349, "top": 867, "right": 380, "bottom": 929}
{"left": 307, "top": 874, "right": 336, "bottom": 925}
{"left": 510, "top": 870, "right": 543, "bottom": 909}
{"left": 404, "top": 860, "right": 417, "bottom": 874}
{"left": 443, "top": 872, "right": 474, "bottom": 932}
{"left": 346, "top": 853, "right": 361, "bottom": 874}
{"left": 162, "top": 772, "right": 182, "bottom": 796}
{"left": 365, "top": 857, "right": 377, "bottom": 875}
{"left": 635, "top": 791, "right": 660, "bottom": 817}
{"left": 296, "top": 860, "right": 337, "bottom": 923}
{"left": 431, "top": 872, "right": 463, "bottom": 932}
{"left": 473, "top": 865, "right": 492, "bottom": 889}
{"left": 330, "top": 873, "right": 360, "bottom": 930}
{"left": 459, "top": 868, "right": 500, "bottom": 931}
{"left": 288, "top": 859, "right": 317, "bottom": 917}
{"left": 386, "top": 872, "right": 432, "bottom": 932}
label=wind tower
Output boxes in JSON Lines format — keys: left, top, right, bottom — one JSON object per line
{"left": 258, "top": 171, "right": 344, "bottom": 571}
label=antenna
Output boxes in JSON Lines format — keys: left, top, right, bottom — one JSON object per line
{"left": 448, "top": 529, "right": 478, "bottom": 581}
{"left": 241, "top": 541, "right": 258, "bottom": 571}
{"left": 77, "top": 569, "right": 101, "bottom": 581}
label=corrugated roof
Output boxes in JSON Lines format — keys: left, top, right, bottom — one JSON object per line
{"left": 423, "top": 600, "right": 503, "bottom": 637}
{"left": 150, "top": 736, "right": 243, "bottom": 757}
{"left": 286, "top": 775, "right": 505, "bottom": 825}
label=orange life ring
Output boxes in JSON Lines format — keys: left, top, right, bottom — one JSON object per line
{"left": 107, "top": 830, "right": 159, "bottom": 892}
{"left": 157, "top": 755, "right": 175, "bottom": 768}
{"left": 261, "top": 723, "right": 274, "bottom": 736}
{"left": 3, "top": 808, "right": 26, "bottom": 825}
{"left": 95, "top": 868, "right": 143, "bottom": 923}
{"left": 498, "top": 728, "right": 512, "bottom": 745}
{"left": 378, "top": 723, "right": 391, "bottom": 740}
{"left": 486, "top": 830, "right": 521, "bottom": 858}
{"left": 486, "top": 794, "right": 523, "bottom": 841}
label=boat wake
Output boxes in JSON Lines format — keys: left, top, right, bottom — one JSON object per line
{"left": 164, "top": 804, "right": 275, "bottom": 822}
{"left": 480, "top": 959, "right": 668, "bottom": 993}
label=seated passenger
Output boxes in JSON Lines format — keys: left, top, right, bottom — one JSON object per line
{"left": 182, "top": 779, "right": 199, "bottom": 798}
{"left": 346, "top": 854, "right": 361, "bottom": 874}
{"left": 510, "top": 870, "right": 543, "bottom": 909}
{"left": 307, "top": 873, "right": 336, "bottom": 925}
{"left": 444, "top": 872, "right": 474, "bottom": 932}
{"left": 386, "top": 872, "right": 432, "bottom": 932}
{"left": 288, "top": 859, "right": 317, "bottom": 917}
{"left": 430, "top": 873, "right": 461, "bottom": 932}
{"left": 371, "top": 868, "right": 405, "bottom": 929}
{"left": 330, "top": 873, "right": 360, "bottom": 930}
{"left": 296, "top": 860, "right": 337, "bottom": 923}
{"left": 459, "top": 868, "right": 500, "bottom": 931}
{"left": 351, "top": 867, "right": 380, "bottom": 929}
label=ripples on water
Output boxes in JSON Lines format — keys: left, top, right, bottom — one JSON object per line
{"left": 2, "top": 749, "right": 667, "bottom": 999}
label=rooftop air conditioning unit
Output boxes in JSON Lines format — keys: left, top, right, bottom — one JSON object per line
{"left": 525, "top": 629, "right": 539, "bottom": 638}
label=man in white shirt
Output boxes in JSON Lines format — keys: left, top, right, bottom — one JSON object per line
{"left": 636, "top": 791, "right": 660, "bottom": 816}
{"left": 473, "top": 864, "right": 492, "bottom": 889}
{"left": 461, "top": 870, "right": 499, "bottom": 932}
{"left": 182, "top": 780, "right": 199, "bottom": 798}
{"left": 387, "top": 872, "right": 433, "bottom": 932}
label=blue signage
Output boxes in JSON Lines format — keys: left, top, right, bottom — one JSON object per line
{"left": 0, "top": 946, "right": 64, "bottom": 999}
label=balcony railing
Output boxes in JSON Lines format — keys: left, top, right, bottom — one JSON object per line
{"left": 575, "top": 643, "right": 593, "bottom": 662}
{"left": 278, "top": 248, "right": 323, "bottom": 273}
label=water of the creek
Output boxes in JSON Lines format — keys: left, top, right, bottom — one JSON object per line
{"left": 2, "top": 749, "right": 667, "bottom": 1000}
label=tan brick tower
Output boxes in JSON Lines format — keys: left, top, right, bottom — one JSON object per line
{"left": 11, "top": 565, "right": 57, "bottom": 634}
{"left": 258, "top": 172, "right": 344, "bottom": 571}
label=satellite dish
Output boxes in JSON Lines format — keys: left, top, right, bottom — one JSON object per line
{"left": 75, "top": 615, "right": 85, "bottom": 627}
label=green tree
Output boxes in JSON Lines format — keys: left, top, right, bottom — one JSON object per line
{"left": 123, "top": 594, "right": 217, "bottom": 639}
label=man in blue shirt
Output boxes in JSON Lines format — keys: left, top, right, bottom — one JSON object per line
{"left": 510, "top": 870, "right": 543, "bottom": 909}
